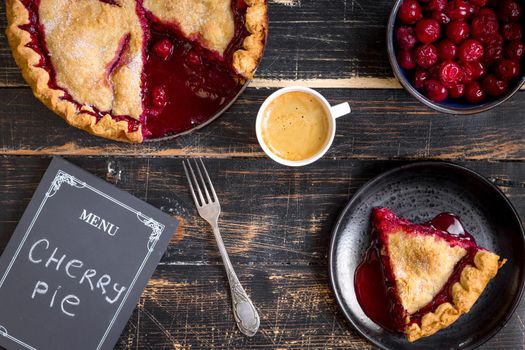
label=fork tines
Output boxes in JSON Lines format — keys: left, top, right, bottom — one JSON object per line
{"left": 182, "top": 158, "right": 218, "bottom": 207}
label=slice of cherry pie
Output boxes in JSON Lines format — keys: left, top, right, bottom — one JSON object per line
{"left": 6, "top": 0, "right": 268, "bottom": 142}
{"left": 355, "top": 207, "right": 506, "bottom": 342}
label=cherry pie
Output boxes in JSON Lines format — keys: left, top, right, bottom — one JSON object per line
{"left": 355, "top": 207, "right": 506, "bottom": 342}
{"left": 6, "top": 0, "right": 268, "bottom": 142}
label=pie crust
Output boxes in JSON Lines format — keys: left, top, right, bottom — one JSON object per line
{"left": 385, "top": 229, "right": 468, "bottom": 315}
{"left": 6, "top": 0, "right": 268, "bottom": 142}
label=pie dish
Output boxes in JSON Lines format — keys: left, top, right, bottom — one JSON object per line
{"left": 356, "top": 207, "right": 506, "bottom": 342}
{"left": 6, "top": 0, "right": 268, "bottom": 142}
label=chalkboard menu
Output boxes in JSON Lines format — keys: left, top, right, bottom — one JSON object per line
{"left": 0, "top": 157, "right": 178, "bottom": 350}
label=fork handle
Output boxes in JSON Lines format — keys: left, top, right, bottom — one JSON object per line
{"left": 211, "top": 224, "right": 260, "bottom": 337}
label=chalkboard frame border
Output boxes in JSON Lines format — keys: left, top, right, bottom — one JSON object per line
{"left": 0, "top": 168, "right": 166, "bottom": 350}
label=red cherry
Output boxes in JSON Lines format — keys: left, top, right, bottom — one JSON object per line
{"left": 471, "top": 0, "right": 488, "bottom": 6}
{"left": 482, "top": 43, "right": 504, "bottom": 66}
{"left": 460, "top": 62, "right": 475, "bottom": 83}
{"left": 398, "top": 0, "right": 423, "bottom": 24}
{"left": 481, "top": 34, "right": 504, "bottom": 66}
{"left": 497, "top": 0, "right": 522, "bottom": 22}
{"left": 415, "top": 44, "right": 439, "bottom": 68}
{"left": 431, "top": 11, "right": 451, "bottom": 25}
{"left": 482, "top": 74, "right": 509, "bottom": 97}
{"left": 471, "top": 14, "right": 499, "bottom": 43}
{"left": 425, "top": 79, "right": 449, "bottom": 101}
{"left": 151, "top": 86, "right": 167, "bottom": 108}
{"left": 396, "top": 26, "right": 417, "bottom": 50}
{"left": 449, "top": 83, "right": 466, "bottom": 98}
{"left": 496, "top": 59, "right": 520, "bottom": 80}
{"left": 152, "top": 39, "right": 174, "bottom": 61}
{"left": 460, "top": 61, "right": 485, "bottom": 84}
{"left": 505, "top": 40, "right": 524, "bottom": 60}
{"left": 465, "top": 81, "right": 487, "bottom": 103}
{"left": 427, "top": 0, "right": 447, "bottom": 12}
{"left": 478, "top": 8, "right": 497, "bottom": 17}
{"left": 236, "top": 0, "right": 248, "bottom": 9}
{"left": 502, "top": 23, "right": 523, "bottom": 41}
{"left": 445, "top": 0, "right": 476, "bottom": 20}
{"left": 415, "top": 19, "right": 441, "bottom": 44}
{"left": 438, "top": 40, "right": 458, "bottom": 60}
{"left": 484, "top": 33, "right": 504, "bottom": 48}
{"left": 468, "top": 60, "right": 487, "bottom": 79}
{"left": 398, "top": 50, "right": 417, "bottom": 70}
{"left": 429, "top": 64, "right": 441, "bottom": 78}
{"left": 414, "top": 68, "right": 430, "bottom": 89}
{"left": 459, "top": 39, "right": 484, "bottom": 62}
{"left": 187, "top": 51, "right": 202, "bottom": 66}
{"left": 446, "top": 21, "right": 470, "bottom": 44}
{"left": 439, "top": 60, "right": 463, "bottom": 87}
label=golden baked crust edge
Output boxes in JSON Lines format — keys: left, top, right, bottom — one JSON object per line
{"left": 233, "top": 0, "right": 268, "bottom": 79}
{"left": 405, "top": 251, "right": 506, "bottom": 342}
{"left": 5, "top": 0, "right": 143, "bottom": 143}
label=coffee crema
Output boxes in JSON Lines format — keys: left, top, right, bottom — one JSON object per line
{"left": 261, "top": 91, "right": 331, "bottom": 161}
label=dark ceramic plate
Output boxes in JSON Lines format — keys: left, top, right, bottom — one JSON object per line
{"left": 329, "top": 162, "right": 525, "bottom": 350}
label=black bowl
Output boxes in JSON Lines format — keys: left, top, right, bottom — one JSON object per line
{"left": 387, "top": 0, "right": 525, "bottom": 114}
{"left": 329, "top": 161, "right": 525, "bottom": 349}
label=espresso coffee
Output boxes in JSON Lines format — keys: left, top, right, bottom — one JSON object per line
{"left": 260, "top": 91, "right": 330, "bottom": 161}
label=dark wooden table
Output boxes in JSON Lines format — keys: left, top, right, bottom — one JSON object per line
{"left": 0, "top": 0, "right": 524, "bottom": 349}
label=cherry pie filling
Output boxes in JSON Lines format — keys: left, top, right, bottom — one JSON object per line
{"left": 355, "top": 210, "right": 481, "bottom": 333}
{"left": 18, "top": 0, "right": 250, "bottom": 139}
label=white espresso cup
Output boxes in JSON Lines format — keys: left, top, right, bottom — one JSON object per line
{"left": 256, "top": 86, "right": 351, "bottom": 167}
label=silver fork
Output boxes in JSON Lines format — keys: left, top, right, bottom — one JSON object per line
{"left": 182, "top": 159, "right": 260, "bottom": 337}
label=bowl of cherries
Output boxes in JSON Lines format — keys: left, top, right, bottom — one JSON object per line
{"left": 387, "top": 0, "right": 524, "bottom": 114}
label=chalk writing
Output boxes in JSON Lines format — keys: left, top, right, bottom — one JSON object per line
{"left": 27, "top": 238, "right": 127, "bottom": 317}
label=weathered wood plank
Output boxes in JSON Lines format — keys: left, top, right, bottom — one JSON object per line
{"left": 113, "top": 265, "right": 525, "bottom": 349}
{"left": 116, "top": 265, "right": 373, "bottom": 350}
{"left": 0, "top": 88, "right": 524, "bottom": 161}
{"left": 1, "top": 157, "right": 524, "bottom": 266}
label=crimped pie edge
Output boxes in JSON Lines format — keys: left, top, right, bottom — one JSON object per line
{"left": 405, "top": 250, "right": 506, "bottom": 342}
{"left": 233, "top": 0, "right": 268, "bottom": 79}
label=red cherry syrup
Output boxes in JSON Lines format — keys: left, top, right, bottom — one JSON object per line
{"left": 141, "top": 4, "right": 250, "bottom": 138}
{"left": 354, "top": 239, "right": 403, "bottom": 332}
{"left": 354, "top": 211, "right": 477, "bottom": 332}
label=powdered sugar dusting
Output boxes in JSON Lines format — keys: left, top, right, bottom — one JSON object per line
{"left": 127, "top": 52, "right": 142, "bottom": 77}
{"left": 42, "top": 18, "right": 58, "bottom": 33}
